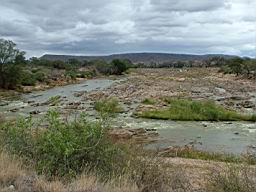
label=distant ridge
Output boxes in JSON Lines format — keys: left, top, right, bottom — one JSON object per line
{"left": 41, "top": 52, "right": 235, "bottom": 64}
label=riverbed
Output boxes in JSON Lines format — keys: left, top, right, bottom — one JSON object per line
{"left": 0, "top": 77, "right": 256, "bottom": 155}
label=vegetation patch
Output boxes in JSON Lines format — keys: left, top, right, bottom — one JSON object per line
{"left": 161, "top": 147, "right": 256, "bottom": 165}
{"left": 94, "top": 98, "right": 124, "bottom": 116}
{"left": 47, "top": 95, "right": 62, "bottom": 106}
{"left": 142, "top": 98, "right": 157, "bottom": 105}
{"left": 136, "top": 99, "right": 256, "bottom": 121}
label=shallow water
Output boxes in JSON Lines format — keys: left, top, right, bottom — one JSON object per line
{"left": 114, "top": 116, "right": 256, "bottom": 154}
{"left": 0, "top": 79, "right": 256, "bottom": 155}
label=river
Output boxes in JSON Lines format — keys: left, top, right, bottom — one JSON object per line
{"left": 0, "top": 78, "right": 255, "bottom": 155}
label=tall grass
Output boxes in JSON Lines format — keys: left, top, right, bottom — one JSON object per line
{"left": 94, "top": 98, "right": 123, "bottom": 117}
{"left": 137, "top": 99, "right": 256, "bottom": 121}
{"left": 207, "top": 165, "right": 256, "bottom": 192}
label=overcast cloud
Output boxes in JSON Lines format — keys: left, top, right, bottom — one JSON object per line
{"left": 0, "top": 0, "right": 255, "bottom": 57}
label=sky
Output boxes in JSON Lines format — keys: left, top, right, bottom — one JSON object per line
{"left": 0, "top": 0, "right": 255, "bottom": 58}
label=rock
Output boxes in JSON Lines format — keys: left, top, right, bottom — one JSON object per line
{"left": 0, "top": 102, "right": 8, "bottom": 106}
{"left": 8, "top": 185, "right": 15, "bottom": 190}
{"left": 239, "top": 100, "right": 255, "bottom": 108}
{"left": 109, "top": 129, "right": 134, "bottom": 140}
{"left": 248, "top": 145, "right": 256, "bottom": 149}
{"left": 146, "top": 128, "right": 157, "bottom": 132}
{"left": 215, "top": 87, "right": 226, "bottom": 94}
{"left": 10, "top": 108, "right": 19, "bottom": 112}
{"left": 130, "top": 128, "right": 147, "bottom": 135}
{"left": 202, "top": 123, "right": 208, "bottom": 127}
{"left": 30, "top": 110, "right": 40, "bottom": 115}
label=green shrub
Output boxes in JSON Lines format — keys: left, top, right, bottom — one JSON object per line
{"left": 0, "top": 64, "right": 23, "bottom": 89}
{"left": 0, "top": 110, "right": 126, "bottom": 179}
{"left": 34, "top": 71, "right": 45, "bottom": 82}
{"left": 65, "top": 70, "right": 77, "bottom": 80}
{"left": 21, "top": 70, "right": 36, "bottom": 86}
{"left": 76, "top": 71, "right": 94, "bottom": 78}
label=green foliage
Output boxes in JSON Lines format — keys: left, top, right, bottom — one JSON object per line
{"left": 111, "top": 59, "right": 128, "bottom": 75}
{"left": 0, "top": 111, "right": 126, "bottom": 179}
{"left": 94, "top": 59, "right": 132, "bottom": 75}
{"left": 0, "top": 39, "right": 25, "bottom": 89}
{"left": 0, "top": 64, "right": 23, "bottom": 89}
{"left": 47, "top": 95, "right": 61, "bottom": 106}
{"left": 33, "top": 71, "right": 46, "bottom": 82}
{"left": 136, "top": 99, "right": 255, "bottom": 121}
{"left": 76, "top": 71, "right": 95, "bottom": 78}
{"left": 65, "top": 70, "right": 77, "bottom": 80}
{"left": 220, "top": 57, "right": 256, "bottom": 78}
{"left": 142, "top": 98, "right": 157, "bottom": 105}
{"left": 21, "top": 70, "right": 36, "bottom": 86}
{"left": 94, "top": 98, "right": 123, "bottom": 117}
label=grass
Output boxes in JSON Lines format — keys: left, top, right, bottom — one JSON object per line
{"left": 142, "top": 98, "right": 157, "bottom": 105}
{"left": 136, "top": 99, "right": 256, "bottom": 121}
{"left": 47, "top": 95, "right": 62, "bottom": 106}
{"left": 160, "top": 147, "right": 256, "bottom": 165}
{"left": 94, "top": 98, "right": 124, "bottom": 116}
{"left": 0, "top": 151, "right": 141, "bottom": 192}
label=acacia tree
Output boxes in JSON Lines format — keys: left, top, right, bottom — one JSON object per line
{"left": 0, "top": 39, "right": 25, "bottom": 88}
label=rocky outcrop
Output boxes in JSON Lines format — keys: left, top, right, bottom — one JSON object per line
{"left": 109, "top": 128, "right": 159, "bottom": 144}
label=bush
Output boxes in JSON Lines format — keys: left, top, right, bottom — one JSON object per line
{"left": 34, "top": 71, "right": 46, "bottom": 82}
{"left": 0, "top": 64, "right": 23, "bottom": 89}
{"left": 0, "top": 111, "right": 126, "bottom": 179}
{"left": 76, "top": 71, "right": 94, "bottom": 78}
{"left": 65, "top": 70, "right": 77, "bottom": 80}
{"left": 21, "top": 70, "right": 36, "bottom": 86}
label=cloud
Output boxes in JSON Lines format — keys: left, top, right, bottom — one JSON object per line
{"left": 0, "top": 0, "right": 255, "bottom": 57}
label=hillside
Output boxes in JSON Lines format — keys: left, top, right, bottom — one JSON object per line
{"left": 41, "top": 52, "right": 234, "bottom": 64}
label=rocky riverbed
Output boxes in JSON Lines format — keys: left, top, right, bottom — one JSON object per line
{"left": 0, "top": 68, "right": 256, "bottom": 154}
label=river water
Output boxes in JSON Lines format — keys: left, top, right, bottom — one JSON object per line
{"left": 0, "top": 79, "right": 256, "bottom": 155}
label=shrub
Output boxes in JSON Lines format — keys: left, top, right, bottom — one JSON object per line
{"left": 65, "top": 70, "right": 77, "bottom": 80}
{"left": 34, "top": 71, "right": 46, "bottom": 82}
{"left": 21, "top": 70, "right": 36, "bottom": 86}
{"left": 76, "top": 71, "right": 94, "bottom": 78}
{"left": 0, "top": 64, "right": 22, "bottom": 89}
{"left": 0, "top": 111, "right": 127, "bottom": 179}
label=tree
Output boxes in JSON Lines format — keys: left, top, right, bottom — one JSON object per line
{"left": 0, "top": 39, "right": 20, "bottom": 65}
{"left": 111, "top": 59, "right": 128, "bottom": 75}
{"left": 0, "top": 39, "right": 25, "bottom": 89}
{"left": 228, "top": 57, "right": 243, "bottom": 76}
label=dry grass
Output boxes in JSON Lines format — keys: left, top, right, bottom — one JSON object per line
{"left": 0, "top": 151, "right": 141, "bottom": 192}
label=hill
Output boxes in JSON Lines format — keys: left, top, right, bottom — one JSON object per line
{"left": 40, "top": 52, "right": 234, "bottom": 64}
